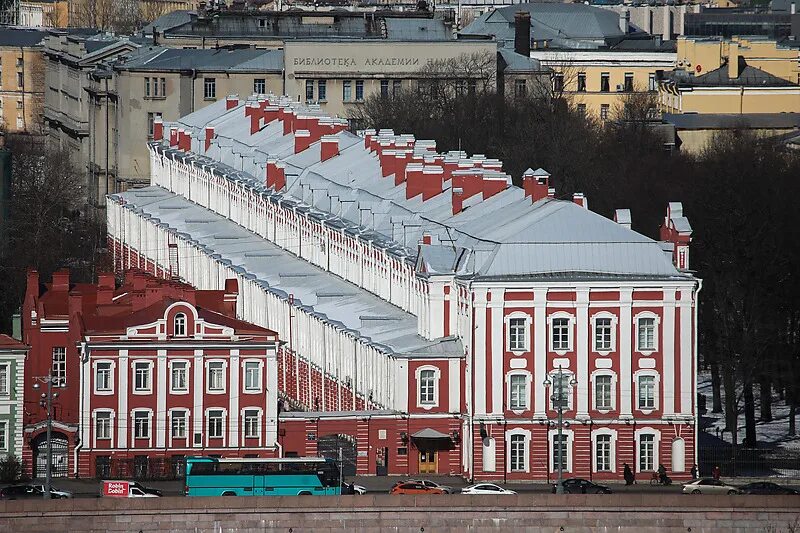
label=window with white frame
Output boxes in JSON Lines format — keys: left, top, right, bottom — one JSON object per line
{"left": 593, "top": 316, "right": 614, "bottom": 352}
{"left": 171, "top": 361, "right": 188, "bottom": 393}
{"left": 595, "top": 434, "right": 612, "bottom": 471}
{"left": 133, "top": 411, "right": 150, "bottom": 439}
{"left": 207, "top": 409, "right": 224, "bottom": 438}
{"left": 509, "top": 374, "right": 528, "bottom": 410}
{"left": 636, "top": 315, "right": 658, "bottom": 352}
{"left": 594, "top": 374, "right": 613, "bottom": 410}
{"left": 52, "top": 347, "right": 66, "bottom": 386}
{"left": 549, "top": 315, "right": 572, "bottom": 352}
{"left": 508, "top": 317, "right": 528, "bottom": 352}
{"left": 0, "top": 421, "right": 6, "bottom": 451}
{"left": 509, "top": 434, "right": 526, "bottom": 472}
{"left": 243, "top": 409, "right": 259, "bottom": 438}
{"left": 95, "top": 411, "right": 112, "bottom": 440}
{"left": 552, "top": 434, "right": 568, "bottom": 471}
{"left": 207, "top": 361, "right": 225, "bottom": 392}
{"left": 174, "top": 313, "right": 187, "bottom": 336}
{"left": 639, "top": 433, "right": 655, "bottom": 471}
{"left": 0, "top": 364, "right": 8, "bottom": 395}
{"left": 243, "top": 361, "right": 261, "bottom": 392}
{"left": 134, "top": 361, "right": 152, "bottom": 393}
{"left": 171, "top": 410, "right": 187, "bottom": 439}
{"left": 638, "top": 375, "right": 656, "bottom": 409}
{"left": 417, "top": 366, "right": 439, "bottom": 407}
{"left": 95, "top": 362, "right": 112, "bottom": 392}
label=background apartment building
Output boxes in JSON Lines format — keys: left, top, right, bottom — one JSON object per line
{"left": 0, "top": 28, "right": 46, "bottom": 134}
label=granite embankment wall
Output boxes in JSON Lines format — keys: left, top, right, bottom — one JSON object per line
{"left": 1, "top": 494, "right": 798, "bottom": 532}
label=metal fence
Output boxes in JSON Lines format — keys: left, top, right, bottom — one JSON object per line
{"left": 699, "top": 444, "right": 800, "bottom": 478}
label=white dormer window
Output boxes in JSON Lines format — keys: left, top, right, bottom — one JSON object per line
{"left": 174, "top": 313, "right": 187, "bottom": 337}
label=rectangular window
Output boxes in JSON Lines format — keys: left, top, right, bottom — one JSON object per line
{"left": 134, "top": 362, "right": 151, "bottom": 392}
{"left": 455, "top": 79, "right": 466, "bottom": 96}
{"left": 243, "top": 361, "right": 260, "bottom": 391}
{"left": 508, "top": 318, "right": 527, "bottom": 351}
{"left": 577, "top": 103, "right": 586, "bottom": 115}
{"left": 17, "top": 72, "right": 23, "bottom": 88}
{"left": 355, "top": 80, "right": 364, "bottom": 101}
{"left": 595, "top": 318, "right": 613, "bottom": 351}
{"left": 153, "top": 77, "right": 159, "bottom": 97}
{"left": 0, "top": 364, "right": 8, "bottom": 395}
{"left": 514, "top": 78, "right": 526, "bottom": 97}
{"left": 0, "top": 421, "right": 6, "bottom": 450}
{"left": 648, "top": 73, "right": 657, "bottom": 92}
{"left": 509, "top": 375, "right": 527, "bottom": 410}
{"left": 553, "top": 73, "right": 564, "bottom": 93}
{"left": 551, "top": 318, "right": 570, "bottom": 351}
{"left": 95, "top": 412, "right": 111, "bottom": 439}
{"left": 254, "top": 78, "right": 266, "bottom": 94}
{"left": 638, "top": 376, "right": 655, "bottom": 409}
{"left": 244, "top": 410, "right": 259, "bottom": 438}
{"left": 52, "top": 347, "right": 66, "bottom": 386}
{"left": 639, "top": 434, "right": 654, "bottom": 471}
{"left": 342, "top": 80, "right": 352, "bottom": 102}
{"left": 419, "top": 369, "right": 436, "bottom": 405}
{"left": 171, "top": 411, "right": 187, "bottom": 439}
{"left": 600, "top": 104, "right": 610, "bottom": 121}
{"left": 393, "top": 79, "right": 402, "bottom": 96}
{"left": 552, "top": 374, "right": 570, "bottom": 410}
{"left": 380, "top": 79, "right": 389, "bottom": 98}
{"left": 317, "top": 79, "right": 327, "bottom": 101}
{"left": 203, "top": 77, "right": 216, "bottom": 100}
{"left": 600, "top": 73, "right": 610, "bottom": 93}
{"left": 595, "top": 375, "right": 612, "bottom": 410}
{"left": 638, "top": 318, "right": 656, "bottom": 351}
{"left": 552, "top": 434, "right": 567, "bottom": 471}
{"left": 134, "top": 411, "right": 150, "bottom": 439}
{"left": 147, "top": 112, "right": 162, "bottom": 138}
{"left": 624, "top": 72, "right": 634, "bottom": 92}
{"left": 208, "top": 362, "right": 225, "bottom": 392}
{"left": 509, "top": 434, "right": 525, "bottom": 472}
{"left": 596, "top": 434, "right": 612, "bottom": 471}
{"left": 171, "top": 361, "right": 188, "bottom": 392}
{"left": 305, "top": 80, "right": 314, "bottom": 102}
{"left": 208, "top": 410, "right": 224, "bottom": 438}
{"left": 577, "top": 73, "right": 586, "bottom": 92}
{"left": 95, "top": 362, "right": 112, "bottom": 392}
{"left": 144, "top": 77, "right": 151, "bottom": 97}
{"left": 160, "top": 77, "right": 166, "bottom": 97}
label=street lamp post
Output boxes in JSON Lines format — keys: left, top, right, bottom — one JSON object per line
{"left": 33, "top": 374, "right": 59, "bottom": 500}
{"left": 543, "top": 366, "right": 577, "bottom": 495}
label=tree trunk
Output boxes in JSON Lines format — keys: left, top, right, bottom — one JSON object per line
{"left": 759, "top": 375, "right": 772, "bottom": 422}
{"left": 711, "top": 359, "right": 723, "bottom": 413}
{"left": 723, "top": 366, "right": 737, "bottom": 441}
{"left": 789, "top": 404, "right": 796, "bottom": 437}
{"left": 743, "top": 381, "right": 757, "bottom": 447}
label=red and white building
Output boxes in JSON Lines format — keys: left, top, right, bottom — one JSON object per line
{"left": 22, "top": 270, "right": 279, "bottom": 478}
{"left": 105, "top": 93, "right": 700, "bottom": 482}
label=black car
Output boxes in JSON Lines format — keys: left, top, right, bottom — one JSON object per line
{"left": 0, "top": 485, "right": 45, "bottom": 500}
{"left": 738, "top": 482, "right": 799, "bottom": 495}
{"left": 130, "top": 481, "right": 162, "bottom": 497}
{"left": 554, "top": 478, "right": 613, "bottom": 494}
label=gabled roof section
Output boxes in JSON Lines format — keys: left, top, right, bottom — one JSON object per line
{"left": 671, "top": 57, "right": 798, "bottom": 88}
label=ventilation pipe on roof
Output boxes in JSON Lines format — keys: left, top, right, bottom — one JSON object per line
{"left": 514, "top": 11, "right": 531, "bottom": 57}
{"left": 614, "top": 208, "right": 632, "bottom": 230}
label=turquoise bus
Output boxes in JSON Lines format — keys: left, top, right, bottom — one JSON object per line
{"left": 184, "top": 456, "right": 342, "bottom": 497}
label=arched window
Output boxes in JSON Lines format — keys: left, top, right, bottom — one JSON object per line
{"left": 174, "top": 313, "right": 187, "bottom": 337}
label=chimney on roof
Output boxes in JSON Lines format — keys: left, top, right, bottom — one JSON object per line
{"left": 263, "top": 105, "right": 279, "bottom": 125}
{"left": 223, "top": 278, "right": 239, "bottom": 316}
{"left": 364, "top": 128, "right": 377, "bottom": 150}
{"left": 452, "top": 187, "right": 465, "bottom": 215}
{"left": 250, "top": 108, "right": 262, "bottom": 135}
{"left": 282, "top": 109, "right": 295, "bottom": 136}
{"left": 52, "top": 269, "right": 70, "bottom": 292}
{"left": 266, "top": 159, "right": 286, "bottom": 190}
{"left": 153, "top": 116, "right": 163, "bottom": 141}
{"left": 614, "top": 208, "right": 632, "bottom": 229}
{"left": 728, "top": 41, "right": 740, "bottom": 80}
{"left": 321, "top": 135, "right": 339, "bottom": 162}
{"left": 380, "top": 148, "right": 397, "bottom": 178}
{"left": 573, "top": 192, "right": 588, "bottom": 209}
{"left": 169, "top": 127, "right": 178, "bottom": 147}
{"left": 405, "top": 163, "right": 424, "bottom": 199}
{"left": 97, "top": 273, "right": 115, "bottom": 305}
{"left": 483, "top": 175, "right": 510, "bottom": 200}
{"left": 421, "top": 233, "right": 432, "bottom": 245}
{"left": 659, "top": 202, "right": 693, "bottom": 270}
{"left": 204, "top": 126, "right": 214, "bottom": 152}
{"left": 225, "top": 95, "right": 239, "bottom": 110}
{"left": 422, "top": 166, "right": 444, "bottom": 200}
{"left": 294, "top": 129, "right": 312, "bottom": 154}
{"left": 522, "top": 168, "right": 550, "bottom": 202}
{"left": 394, "top": 150, "right": 411, "bottom": 186}
{"left": 514, "top": 11, "right": 531, "bottom": 57}
{"left": 619, "top": 10, "right": 630, "bottom": 34}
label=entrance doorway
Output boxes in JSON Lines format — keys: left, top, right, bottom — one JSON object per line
{"left": 376, "top": 447, "right": 389, "bottom": 476}
{"left": 33, "top": 433, "right": 69, "bottom": 478}
{"left": 418, "top": 450, "right": 437, "bottom": 474}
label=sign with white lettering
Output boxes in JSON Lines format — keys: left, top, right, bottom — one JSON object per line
{"left": 103, "top": 480, "right": 130, "bottom": 497}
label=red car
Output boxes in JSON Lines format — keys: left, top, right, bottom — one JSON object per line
{"left": 389, "top": 481, "right": 445, "bottom": 495}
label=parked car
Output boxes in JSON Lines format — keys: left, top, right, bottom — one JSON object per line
{"left": 102, "top": 480, "right": 162, "bottom": 498}
{"left": 461, "top": 483, "right": 517, "bottom": 495}
{"left": 407, "top": 479, "right": 454, "bottom": 494}
{"left": 31, "top": 485, "right": 73, "bottom": 499}
{"left": 682, "top": 478, "right": 739, "bottom": 495}
{"left": 554, "top": 478, "right": 612, "bottom": 494}
{"left": 0, "top": 485, "right": 45, "bottom": 500}
{"left": 737, "top": 482, "right": 799, "bottom": 495}
{"left": 130, "top": 481, "right": 163, "bottom": 496}
{"left": 389, "top": 482, "right": 445, "bottom": 495}
{"left": 341, "top": 482, "right": 367, "bottom": 495}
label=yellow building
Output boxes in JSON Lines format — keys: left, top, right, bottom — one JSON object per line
{"left": 18, "top": 0, "right": 68, "bottom": 28}
{"left": 660, "top": 36, "right": 800, "bottom": 114}
{"left": 0, "top": 29, "right": 47, "bottom": 134}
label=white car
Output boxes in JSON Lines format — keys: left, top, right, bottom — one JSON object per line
{"left": 32, "top": 485, "right": 72, "bottom": 499}
{"left": 461, "top": 483, "right": 517, "bottom": 495}
{"left": 682, "top": 478, "right": 739, "bottom": 495}
{"left": 409, "top": 479, "right": 454, "bottom": 494}
{"left": 352, "top": 484, "right": 367, "bottom": 495}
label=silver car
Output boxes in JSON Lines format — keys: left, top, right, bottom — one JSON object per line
{"left": 32, "top": 485, "right": 73, "bottom": 499}
{"left": 682, "top": 478, "right": 739, "bottom": 495}
{"left": 409, "top": 479, "right": 454, "bottom": 494}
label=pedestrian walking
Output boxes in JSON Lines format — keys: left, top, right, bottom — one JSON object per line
{"left": 712, "top": 465, "right": 721, "bottom": 480}
{"left": 623, "top": 463, "right": 635, "bottom": 486}
{"left": 690, "top": 464, "right": 699, "bottom": 480}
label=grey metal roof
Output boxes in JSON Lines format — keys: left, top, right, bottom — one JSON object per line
{"left": 663, "top": 112, "right": 800, "bottom": 130}
{"left": 114, "top": 185, "right": 463, "bottom": 359}
{"left": 498, "top": 48, "right": 544, "bottom": 73}
{"left": 383, "top": 18, "right": 452, "bottom": 41}
{"left": 142, "top": 10, "right": 194, "bottom": 35}
{"left": 669, "top": 58, "right": 798, "bottom": 88}
{"left": 0, "top": 28, "right": 46, "bottom": 47}
{"left": 115, "top": 46, "right": 284, "bottom": 72}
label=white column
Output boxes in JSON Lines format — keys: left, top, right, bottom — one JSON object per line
{"left": 473, "top": 288, "right": 488, "bottom": 415}
{"left": 156, "top": 349, "right": 167, "bottom": 448}
{"left": 228, "top": 350, "right": 240, "bottom": 447}
{"left": 620, "top": 288, "right": 633, "bottom": 418}
{"left": 679, "top": 288, "right": 693, "bottom": 415}
{"left": 117, "top": 350, "right": 129, "bottom": 448}
{"left": 533, "top": 288, "right": 548, "bottom": 418}
{"left": 448, "top": 358, "right": 460, "bottom": 413}
{"left": 662, "top": 289, "right": 676, "bottom": 418}
{"left": 193, "top": 349, "right": 204, "bottom": 446}
{"left": 576, "top": 289, "right": 590, "bottom": 419}
{"left": 265, "top": 346, "right": 278, "bottom": 446}
{"left": 489, "top": 287, "right": 504, "bottom": 415}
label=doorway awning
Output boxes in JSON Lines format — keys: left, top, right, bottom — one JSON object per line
{"left": 411, "top": 428, "right": 451, "bottom": 440}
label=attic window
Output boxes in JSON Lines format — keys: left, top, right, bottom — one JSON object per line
{"left": 174, "top": 313, "right": 187, "bottom": 336}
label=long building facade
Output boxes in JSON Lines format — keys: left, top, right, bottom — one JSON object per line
{"left": 107, "top": 94, "right": 700, "bottom": 482}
